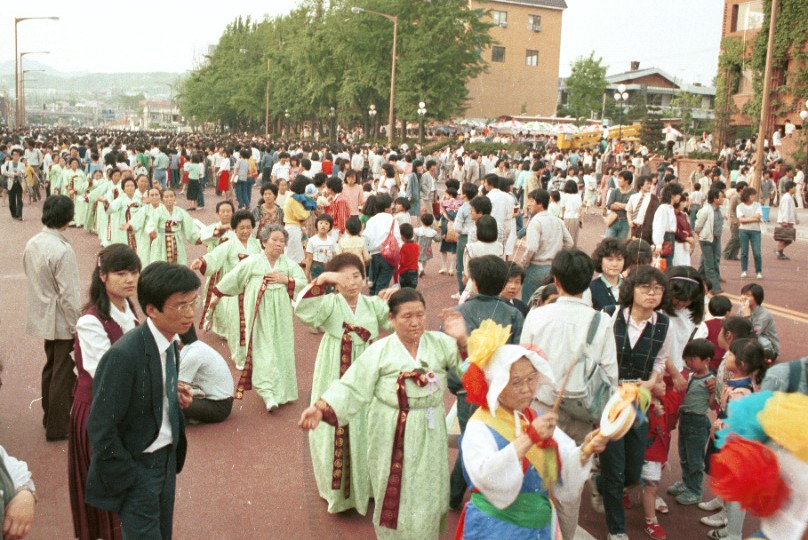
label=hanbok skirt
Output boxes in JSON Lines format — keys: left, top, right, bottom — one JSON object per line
{"left": 68, "top": 399, "right": 122, "bottom": 540}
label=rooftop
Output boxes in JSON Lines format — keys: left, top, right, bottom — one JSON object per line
{"left": 482, "top": 0, "right": 568, "bottom": 10}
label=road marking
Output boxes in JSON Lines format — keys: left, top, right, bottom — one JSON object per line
{"left": 0, "top": 273, "right": 26, "bottom": 281}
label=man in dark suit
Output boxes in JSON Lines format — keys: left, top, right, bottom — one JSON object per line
{"left": 86, "top": 262, "right": 200, "bottom": 539}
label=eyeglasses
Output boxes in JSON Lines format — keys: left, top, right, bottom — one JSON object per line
{"left": 636, "top": 284, "right": 665, "bottom": 295}
{"left": 165, "top": 297, "right": 201, "bottom": 314}
{"left": 508, "top": 371, "right": 540, "bottom": 390}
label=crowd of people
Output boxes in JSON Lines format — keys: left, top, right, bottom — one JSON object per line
{"left": 2, "top": 126, "right": 807, "bottom": 540}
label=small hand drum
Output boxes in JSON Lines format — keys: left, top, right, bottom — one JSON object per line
{"left": 581, "top": 383, "right": 640, "bottom": 460}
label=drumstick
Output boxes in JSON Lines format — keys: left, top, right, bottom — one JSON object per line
{"left": 552, "top": 356, "right": 579, "bottom": 414}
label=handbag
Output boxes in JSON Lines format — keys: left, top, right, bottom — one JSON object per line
{"left": 661, "top": 240, "right": 674, "bottom": 257}
{"left": 773, "top": 226, "right": 796, "bottom": 243}
{"left": 380, "top": 219, "right": 400, "bottom": 267}
{"left": 444, "top": 221, "right": 459, "bottom": 243}
{"left": 551, "top": 312, "right": 613, "bottom": 424}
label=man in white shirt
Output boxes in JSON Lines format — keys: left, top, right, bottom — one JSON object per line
{"left": 86, "top": 263, "right": 198, "bottom": 539}
{"left": 483, "top": 173, "right": 513, "bottom": 244}
{"left": 363, "top": 193, "right": 402, "bottom": 294}
{"left": 271, "top": 152, "right": 291, "bottom": 182}
{"left": 626, "top": 176, "right": 654, "bottom": 236}
{"left": 521, "top": 248, "right": 617, "bottom": 540}
{"left": 178, "top": 327, "right": 234, "bottom": 424}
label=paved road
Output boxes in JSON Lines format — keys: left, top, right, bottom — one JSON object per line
{"left": 1, "top": 192, "right": 806, "bottom": 540}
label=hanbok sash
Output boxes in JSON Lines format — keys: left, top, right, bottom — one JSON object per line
{"left": 125, "top": 202, "right": 140, "bottom": 251}
{"left": 165, "top": 220, "right": 178, "bottom": 264}
{"left": 199, "top": 236, "right": 230, "bottom": 330}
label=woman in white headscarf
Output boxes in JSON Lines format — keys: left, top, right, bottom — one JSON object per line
{"left": 456, "top": 321, "right": 606, "bottom": 540}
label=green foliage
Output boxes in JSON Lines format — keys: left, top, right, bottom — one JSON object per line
{"left": 687, "top": 151, "right": 721, "bottom": 160}
{"left": 564, "top": 52, "right": 609, "bottom": 124}
{"left": 178, "top": 0, "right": 493, "bottom": 133}
{"left": 715, "top": 36, "right": 744, "bottom": 147}
{"left": 640, "top": 114, "right": 664, "bottom": 152}
{"left": 453, "top": 141, "right": 530, "bottom": 155}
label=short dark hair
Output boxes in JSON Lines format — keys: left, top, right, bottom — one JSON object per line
{"left": 552, "top": 248, "right": 594, "bottom": 295}
{"left": 400, "top": 222, "right": 414, "bottom": 240}
{"left": 231, "top": 209, "right": 256, "bottom": 230}
{"left": 507, "top": 263, "right": 525, "bottom": 281}
{"left": 591, "top": 238, "right": 625, "bottom": 273}
{"left": 708, "top": 188, "right": 723, "bottom": 203}
{"left": 661, "top": 182, "right": 683, "bottom": 204}
{"left": 729, "top": 338, "right": 768, "bottom": 385}
{"left": 470, "top": 195, "right": 492, "bottom": 215}
{"left": 179, "top": 325, "right": 199, "bottom": 346}
{"left": 461, "top": 183, "right": 478, "bottom": 200}
{"left": 326, "top": 177, "right": 343, "bottom": 194}
{"left": 216, "top": 200, "right": 234, "bottom": 213}
{"left": 475, "top": 215, "right": 498, "bottom": 242}
{"left": 624, "top": 238, "right": 653, "bottom": 269}
{"left": 374, "top": 193, "right": 393, "bottom": 213}
{"left": 740, "top": 283, "right": 764, "bottom": 305}
{"left": 260, "top": 182, "right": 278, "bottom": 196}
{"left": 708, "top": 294, "right": 732, "bottom": 317}
{"left": 388, "top": 287, "right": 425, "bottom": 316}
{"left": 395, "top": 197, "right": 411, "bottom": 211}
{"left": 527, "top": 188, "right": 550, "bottom": 209}
{"left": 468, "top": 255, "right": 508, "bottom": 295}
{"left": 483, "top": 173, "right": 500, "bottom": 190}
{"left": 42, "top": 195, "right": 74, "bottom": 228}
{"left": 315, "top": 213, "right": 333, "bottom": 229}
{"left": 722, "top": 316, "right": 753, "bottom": 340}
{"left": 138, "top": 262, "right": 201, "bottom": 313}
{"left": 619, "top": 265, "right": 669, "bottom": 310}
{"left": 683, "top": 338, "right": 715, "bottom": 361}
{"left": 618, "top": 170, "right": 633, "bottom": 184}
{"left": 291, "top": 175, "right": 310, "bottom": 195}
{"left": 420, "top": 213, "right": 434, "bottom": 226}
{"left": 563, "top": 179, "right": 578, "bottom": 194}
{"left": 666, "top": 266, "right": 705, "bottom": 323}
{"left": 325, "top": 252, "right": 365, "bottom": 278}
{"left": 783, "top": 180, "right": 796, "bottom": 192}
{"left": 345, "top": 216, "right": 362, "bottom": 236}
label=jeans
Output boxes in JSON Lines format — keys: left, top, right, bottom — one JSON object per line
{"left": 689, "top": 204, "right": 701, "bottom": 231}
{"left": 522, "top": 263, "right": 551, "bottom": 305}
{"left": 399, "top": 269, "right": 418, "bottom": 289}
{"left": 605, "top": 218, "right": 630, "bottom": 240}
{"left": 235, "top": 181, "right": 250, "bottom": 209}
{"left": 119, "top": 447, "right": 176, "bottom": 540}
{"left": 369, "top": 253, "right": 394, "bottom": 295}
{"left": 699, "top": 238, "right": 722, "bottom": 292}
{"left": 197, "top": 173, "right": 206, "bottom": 208}
{"left": 449, "top": 393, "right": 477, "bottom": 509}
{"left": 170, "top": 168, "right": 180, "bottom": 188}
{"left": 455, "top": 235, "right": 468, "bottom": 294}
{"left": 244, "top": 178, "right": 255, "bottom": 207}
{"left": 597, "top": 420, "right": 649, "bottom": 534}
{"left": 678, "top": 412, "right": 711, "bottom": 496}
{"left": 154, "top": 169, "right": 167, "bottom": 189}
{"left": 739, "top": 229, "right": 762, "bottom": 273}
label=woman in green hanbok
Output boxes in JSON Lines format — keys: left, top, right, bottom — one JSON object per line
{"left": 209, "top": 224, "right": 306, "bottom": 412}
{"left": 108, "top": 177, "right": 143, "bottom": 248}
{"left": 47, "top": 156, "right": 66, "bottom": 195}
{"left": 199, "top": 201, "right": 235, "bottom": 252}
{"left": 147, "top": 188, "right": 200, "bottom": 265}
{"left": 61, "top": 159, "right": 87, "bottom": 227}
{"left": 299, "top": 289, "right": 469, "bottom": 540}
{"left": 93, "top": 168, "right": 122, "bottom": 242}
{"left": 190, "top": 210, "right": 261, "bottom": 368}
{"left": 129, "top": 187, "right": 161, "bottom": 265}
{"left": 294, "top": 254, "right": 392, "bottom": 515}
{"left": 84, "top": 170, "right": 108, "bottom": 233}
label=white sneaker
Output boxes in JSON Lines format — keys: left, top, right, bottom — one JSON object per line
{"left": 698, "top": 497, "right": 724, "bottom": 512}
{"left": 700, "top": 509, "right": 728, "bottom": 528}
{"left": 740, "top": 271, "right": 748, "bottom": 278}
{"left": 756, "top": 273, "right": 763, "bottom": 279}
{"left": 450, "top": 293, "right": 461, "bottom": 300}
{"left": 607, "top": 534, "right": 629, "bottom": 540}
{"left": 265, "top": 400, "right": 279, "bottom": 413}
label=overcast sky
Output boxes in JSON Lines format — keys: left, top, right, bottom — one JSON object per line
{"left": 1, "top": 0, "right": 724, "bottom": 85}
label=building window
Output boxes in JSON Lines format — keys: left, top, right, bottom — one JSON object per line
{"left": 528, "top": 14, "right": 542, "bottom": 32}
{"left": 491, "top": 10, "right": 508, "bottom": 27}
{"left": 732, "top": 0, "right": 763, "bottom": 32}
{"left": 491, "top": 46, "right": 506, "bottom": 63}
{"left": 526, "top": 49, "right": 539, "bottom": 66}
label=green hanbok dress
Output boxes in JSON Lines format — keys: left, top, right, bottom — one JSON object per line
{"left": 107, "top": 194, "right": 142, "bottom": 248}
{"left": 199, "top": 235, "right": 262, "bottom": 368}
{"left": 47, "top": 164, "right": 63, "bottom": 194}
{"left": 148, "top": 205, "right": 200, "bottom": 265}
{"left": 213, "top": 254, "right": 306, "bottom": 406}
{"left": 61, "top": 169, "right": 87, "bottom": 226}
{"left": 294, "top": 285, "right": 392, "bottom": 515}
{"left": 129, "top": 204, "right": 158, "bottom": 265}
{"left": 100, "top": 183, "right": 125, "bottom": 247}
{"left": 84, "top": 178, "right": 110, "bottom": 233}
{"left": 320, "top": 332, "right": 462, "bottom": 540}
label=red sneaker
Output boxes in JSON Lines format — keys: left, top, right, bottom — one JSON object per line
{"left": 644, "top": 520, "right": 667, "bottom": 540}
{"left": 623, "top": 491, "right": 633, "bottom": 509}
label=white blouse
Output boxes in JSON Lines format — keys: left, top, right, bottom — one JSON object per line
{"left": 76, "top": 302, "right": 137, "bottom": 378}
{"left": 652, "top": 204, "right": 677, "bottom": 247}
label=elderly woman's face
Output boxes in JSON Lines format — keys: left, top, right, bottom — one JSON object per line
{"left": 263, "top": 230, "right": 287, "bottom": 258}
{"left": 498, "top": 358, "right": 539, "bottom": 412}
{"left": 389, "top": 301, "right": 426, "bottom": 345}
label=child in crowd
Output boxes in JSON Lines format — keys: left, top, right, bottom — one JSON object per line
{"left": 337, "top": 216, "right": 370, "bottom": 271}
{"left": 739, "top": 282, "right": 780, "bottom": 361}
{"left": 398, "top": 223, "right": 419, "bottom": 289}
{"left": 499, "top": 263, "right": 529, "bottom": 317}
{"left": 414, "top": 213, "right": 440, "bottom": 277}
{"left": 393, "top": 197, "right": 410, "bottom": 227}
{"left": 305, "top": 214, "right": 336, "bottom": 282}
{"left": 641, "top": 378, "right": 685, "bottom": 540}
{"left": 548, "top": 190, "right": 563, "bottom": 219}
{"left": 705, "top": 295, "right": 732, "bottom": 372}
{"left": 704, "top": 338, "right": 768, "bottom": 540}
{"left": 527, "top": 282, "right": 558, "bottom": 309}
{"left": 690, "top": 183, "right": 704, "bottom": 231}
{"left": 668, "top": 339, "right": 716, "bottom": 506}
{"left": 460, "top": 215, "right": 503, "bottom": 303}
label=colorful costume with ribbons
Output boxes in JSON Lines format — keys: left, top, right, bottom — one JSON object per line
{"left": 213, "top": 253, "right": 306, "bottom": 406}
{"left": 320, "top": 332, "right": 462, "bottom": 539}
{"left": 294, "top": 284, "right": 391, "bottom": 515}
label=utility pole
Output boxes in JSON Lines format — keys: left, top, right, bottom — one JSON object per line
{"left": 752, "top": 0, "right": 779, "bottom": 191}
{"left": 264, "top": 58, "right": 270, "bottom": 138}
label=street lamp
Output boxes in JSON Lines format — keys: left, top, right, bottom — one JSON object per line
{"left": 351, "top": 7, "right": 398, "bottom": 147}
{"left": 417, "top": 101, "right": 427, "bottom": 147}
{"left": 15, "top": 16, "right": 59, "bottom": 128}
{"left": 329, "top": 106, "right": 336, "bottom": 144}
{"left": 613, "top": 83, "right": 629, "bottom": 141}
{"left": 21, "top": 68, "right": 45, "bottom": 125}
{"left": 369, "top": 104, "right": 377, "bottom": 140}
{"left": 284, "top": 109, "right": 291, "bottom": 138}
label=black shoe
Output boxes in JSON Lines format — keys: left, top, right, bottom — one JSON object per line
{"left": 777, "top": 253, "right": 791, "bottom": 260}
{"left": 46, "top": 434, "right": 68, "bottom": 442}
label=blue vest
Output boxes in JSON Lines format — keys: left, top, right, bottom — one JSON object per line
{"left": 606, "top": 306, "right": 670, "bottom": 381}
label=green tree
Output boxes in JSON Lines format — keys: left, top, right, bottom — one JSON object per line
{"left": 641, "top": 113, "right": 664, "bottom": 153}
{"left": 564, "top": 52, "right": 608, "bottom": 124}
{"left": 668, "top": 90, "right": 702, "bottom": 156}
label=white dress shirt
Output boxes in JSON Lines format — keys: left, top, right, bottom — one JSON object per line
{"left": 179, "top": 341, "right": 234, "bottom": 400}
{"left": 143, "top": 318, "right": 178, "bottom": 453}
{"left": 363, "top": 212, "right": 401, "bottom": 254}
{"left": 76, "top": 302, "right": 137, "bottom": 378}
{"left": 0, "top": 446, "right": 36, "bottom": 493}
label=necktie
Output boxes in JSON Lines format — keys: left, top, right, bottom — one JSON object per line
{"left": 165, "top": 343, "right": 180, "bottom": 445}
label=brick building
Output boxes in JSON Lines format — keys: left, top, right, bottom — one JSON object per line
{"left": 464, "top": 0, "right": 566, "bottom": 119}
